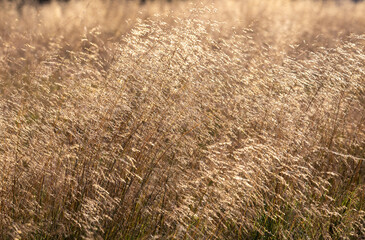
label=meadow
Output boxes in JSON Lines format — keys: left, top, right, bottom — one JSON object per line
{"left": 0, "top": 0, "right": 364, "bottom": 239}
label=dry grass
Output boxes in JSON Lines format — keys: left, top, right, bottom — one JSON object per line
{"left": 1, "top": 0, "right": 365, "bottom": 239}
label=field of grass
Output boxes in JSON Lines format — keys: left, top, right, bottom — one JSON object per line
{"left": 0, "top": 0, "right": 365, "bottom": 239}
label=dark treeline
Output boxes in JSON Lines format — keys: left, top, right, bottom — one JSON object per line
{"left": 3, "top": 0, "right": 363, "bottom": 12}
{"left": 5, "top": 0, "right": 175, "bottom": 6}
{"left": 3, "top": 0, "right": 69, "bottom": 8}
{"left": 7, "top": 0, "right": 364, "bottom": 6}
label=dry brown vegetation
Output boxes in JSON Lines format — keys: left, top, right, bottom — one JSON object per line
{"left": 0, "top": 0, "right": 365, "bottom": 239}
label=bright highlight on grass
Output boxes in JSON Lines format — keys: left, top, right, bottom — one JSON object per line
{"left": 0, "top": 0, "right": 364, "bottom": 239}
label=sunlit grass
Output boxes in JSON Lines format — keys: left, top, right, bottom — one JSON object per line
{"left": 0, "top": 0, "right": 364, "bottom": 239}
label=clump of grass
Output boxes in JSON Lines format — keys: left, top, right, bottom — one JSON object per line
{"left": 0, "top": 0, "right": 364, "bottom": 239}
